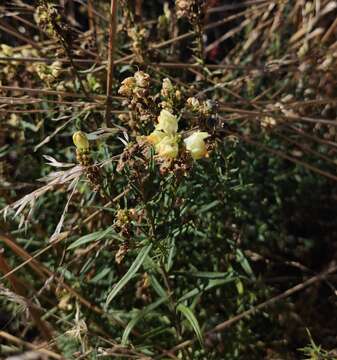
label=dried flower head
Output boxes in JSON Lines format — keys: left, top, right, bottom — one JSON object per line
{"left": 134, "top": 70, "right": 150, "bottom": 88}
{"left": 118, "top": 76, "right": 136, "bottom": 97}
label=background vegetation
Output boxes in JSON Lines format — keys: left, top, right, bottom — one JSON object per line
{"left": 0, "top": 0, "right": 337, "bottom": 359}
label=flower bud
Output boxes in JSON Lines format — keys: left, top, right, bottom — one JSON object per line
{"left": 186, "top": 97, "right": 200, "bottom": 112}
{"left": 161, "top": 78, "right": 174, "bottom": 98}
{"left": 73, "top": 131, "right": 89, "bottom": 151}
{"left": 184, "top": 131, "right": 210, "bottom": 160}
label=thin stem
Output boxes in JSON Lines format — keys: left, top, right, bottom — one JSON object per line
{"left": 105, "top": 0, "right": 118, "bottom": 125}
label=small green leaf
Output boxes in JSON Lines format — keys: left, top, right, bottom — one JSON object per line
{"left": 177, "top": 304, "right": 203, "bottom": 346}
{"left": 105, "top": 244, "right": 153, "bottom": 307}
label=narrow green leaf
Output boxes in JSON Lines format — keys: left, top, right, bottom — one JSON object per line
{"left": 122, "top": 296, "right": 167, "bottom": 345}
{"left": 149, "top": 275, "right": 167, "bottom": 298}
{"left": 197, "top": 200, "right": 221, "bottom": 214}
{"left": 105, "top": 244, "right": 153, "bottom": 307}
{"left": 178, "top": 277, "right": 237, "bottom": 302}
{"left": 67, "top": 226, "right": 113, "bottom": 250}
{"left": 176, "top": 271, "right": 233, "bottom": 279}
{"left": 177, "top": 304, "right": 203, "bottom": 346}
{"left": 166, "top": 238, "right": 175, "bottom": 272}
{"left": 236, "top": 249, "right": 254, "bottom": 278}
{"left": 88, "top": 268, "right": 111, "bottom": 283}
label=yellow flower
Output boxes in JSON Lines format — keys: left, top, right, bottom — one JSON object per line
{"left": 72, "top": 131, "right": 89, "bottom": 151}
{"left": 147, "top": 130, "right": 166, "bottom": 145}
{"left": 155, "top": 135, "right": 179, "bottom": 159}
{"left": 184, "top": 131, "right": 210, "bottom": 160}
{"left": 156, "top": 109, "right": 178, "bottom": 135}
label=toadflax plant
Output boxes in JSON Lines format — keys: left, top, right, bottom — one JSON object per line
{"left": 1, "top": 1, "right": 336, "bottom": 359}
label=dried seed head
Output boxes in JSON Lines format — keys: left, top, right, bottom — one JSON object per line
{"left": 134, "top": 71, "right": 150, "bottom": 88}
{"left": 118, "top": 76, "right": 136, "bottom": 97}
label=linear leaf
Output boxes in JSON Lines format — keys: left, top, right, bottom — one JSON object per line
{"left": 67, "top": 226, "right": 113, "bottom": 250}
{"left": 122, "top": 296, "right": 167, "bottom": 345}
{"left": 105, "top": 244, "right": 153, "bottom": 307}
{"left": 177, "top": 304, "right": 203, "bottom": 346}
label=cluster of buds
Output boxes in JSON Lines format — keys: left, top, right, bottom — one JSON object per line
{"left": 147, "top": 109, "right": 210, "bottom": 161}
{"left": 0, "top": 45, "right": 15, "bottom": 81}
{"left": 34, "top": 2, "right": 62, "bottom": 38}
{"left": 186, "top": 97, "right": 215, "bottom": 118}
{"left": 176, "top": 0, "right": 192, "bottom": 18}
{"left": 160, "top": 78, "right": 182, "bottom": 112}
{"left": 0, "top": 45, "right": 39, "bottom": 84}
{"left": 118, "top": 71, "right": 156, "bottom": 124}
{"left": 176, "top": 0, "right": 206, "bottom": 22}
{"left": 127, "top": 26, "right": 149, "bottom": 62}
{"left": 34, "top": 1, "right": 73, "bottom": 50}
{"left": 157, "top": 3, "right": 172, "bottom": 39}
{"left": 119, "top": 71, "right": 150, "bottom": 98}
{"left": 72, "top": 131, "right": 101, "bottom": 191}
{"left": 114, "top": 208, "right": 142, "bottom": 264}
{"left": 73, "top": 131, "right": 90, "bottom": 166}
{"left": 33, "top": 61, "right": 62, "bottom": 83}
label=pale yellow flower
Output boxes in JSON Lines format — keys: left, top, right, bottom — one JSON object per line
{"left": 155, "top": 135, "right": 179, "bottom": 159}
{"left": 156, "top": 109, "right": 178, "bottom": 135}
{"left": 184, "top": 131, "right": 210, "bottom": 160}
{"left": 147, "top": 130, "right": 166, "bottom": 145}
{"left": 73, "top": 131, "right": 89, "bottom": 151}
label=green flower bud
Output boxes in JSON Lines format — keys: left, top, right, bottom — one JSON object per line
{"left": 73, "top": 131, "right": 89, "bottom": 151}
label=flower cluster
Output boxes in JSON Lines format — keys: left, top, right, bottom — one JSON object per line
{"left": 118, "top": 71, "right": 156, "bottom": 127}
{"left": 147, "top": 109, "right": 210, "bottom": 160}
{"left": 118, "top": 70, "right": 150, "bottom": 98}
{"left": 34, "top": 2, "right": 62, "bottom": 38}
